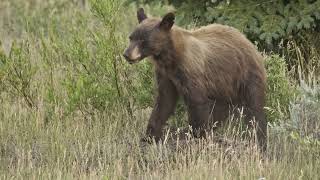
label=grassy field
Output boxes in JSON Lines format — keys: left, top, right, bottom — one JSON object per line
{"left": 0, "top": 0, "right": 319, "bottom": 179}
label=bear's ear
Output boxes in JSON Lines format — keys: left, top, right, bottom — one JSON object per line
{"left": 137, "top": 8, "right": 147, "bottom": 23}
{"left": 159, "top": 12, "right": 175, "bottom": 31}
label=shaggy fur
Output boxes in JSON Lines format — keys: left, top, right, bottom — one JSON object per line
{"left": 123, "top": 8, "right": 267, "bottom": 151}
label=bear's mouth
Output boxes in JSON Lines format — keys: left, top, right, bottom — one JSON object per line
{"left": 126, "top": 56, "right": 146, "bottom": 64}
{"left": 128, "top": 61, "right": 137, "bottom": 64}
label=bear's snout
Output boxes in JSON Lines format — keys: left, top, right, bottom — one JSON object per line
{"left": 123, "top": 50, "right": 130, "bottom": 61}
{"left": 123, "top": 45, "right": 142, "bottom": 64}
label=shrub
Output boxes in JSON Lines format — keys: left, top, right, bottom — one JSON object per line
{"left": 265, "top": 55, "right": 296, "bottom": 123}
{"left": 0, "top": 40, "right": 38, "bottom": 109}
{"left": 289, "top": 80, "right": 320, "bottom": 142}
{"left": 270, "top": 78, "right": 320, "bottom": 147}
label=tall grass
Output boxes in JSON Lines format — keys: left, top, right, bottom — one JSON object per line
{"left": 0, "top": 0, "right": 319, "bottom": 179}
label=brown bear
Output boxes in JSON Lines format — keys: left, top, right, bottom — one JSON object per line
{"left": 123, "top": 8, "right": 267, "bottom": 151}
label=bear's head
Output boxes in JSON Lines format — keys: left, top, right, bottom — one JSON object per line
{"left": 123, "top": 8, "right": 175, "bottom": 64}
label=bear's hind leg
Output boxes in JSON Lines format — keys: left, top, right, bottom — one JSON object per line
{"left": 243, "top": 82, "right": 267, "bottom": 152}
{"left": 186, "top": 102, "right": 211, "bottom": 138}
{"left": 184, "top": 96, "right": 229, "bottom": 139}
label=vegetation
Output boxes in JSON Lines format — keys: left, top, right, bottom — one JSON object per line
{"left": 265, "top": 54, "right": 296, "bottom": 122}
{"left": 0, "top": 0, "right": 319, "bottom": 179}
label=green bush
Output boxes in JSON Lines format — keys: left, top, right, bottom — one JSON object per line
{"left": 0, "top": 0, "right": 156, "bottom": 119}
{"left": 0, "top": 41, "right": 38, "bottom": 109}
{"left": 270, "top": 79, "right": 320, "bottom": 148}
{"left": 265, "top": 55, "right": 296, "bottom": 123}
{"left": 89, "top": 0, "right": 155, "bottom": 112}
{"left": 289, "top": 80, "right": 320, "bottom": 142}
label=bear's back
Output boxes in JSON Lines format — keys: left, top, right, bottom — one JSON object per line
{"left": 189, "top": 23, "right": 265, "bottom": 75}
{"left": 176, "top": 24, "right": 266, "bottom": 98}
{"left": 191, "top": 24, "right": 248, "bottom": 44}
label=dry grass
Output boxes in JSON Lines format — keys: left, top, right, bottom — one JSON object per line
{"left": 0, "top": 101, "right": 319, "bottom": 179}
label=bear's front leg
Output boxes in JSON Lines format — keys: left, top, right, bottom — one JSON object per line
{"left": 143, "top": 71, "right": 178, "bottom": 143}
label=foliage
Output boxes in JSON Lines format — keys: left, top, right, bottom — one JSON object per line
{"left": 0, "top": 40, "right": 38, "bottom": 109}
{"left": 270, "top": 79, "right": 320, "bottom": 147}
{"left": 265, "top": 54, "right": 296, "bottom": 123}
{"left": 0, "top": 0, "right": 151, "bottom": 122}
{"left": 77, "top": 0, "right": 156, "bottom": 114}
{"left": 60, "top": 0, "right": 124, "bottom": 113}
{"left": 289, "top": 80, "right": 320, "bottom": 142}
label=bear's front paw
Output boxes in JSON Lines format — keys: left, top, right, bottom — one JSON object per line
{"left": 140, "top": 134, "right": 161, "bottom": 144}
{"left": 140, "top": 136, "right": 152, "bottom": 144}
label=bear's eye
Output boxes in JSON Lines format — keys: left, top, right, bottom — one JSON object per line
{"left": 129, "top": 35, "right": 133, "bottom": 41}
{"left": 141, "top": 39, "right": 148, "bottom": 48}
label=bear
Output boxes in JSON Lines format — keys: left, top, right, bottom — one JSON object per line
{"left": 123, "top": 8, "right": 267, "bottom": 151}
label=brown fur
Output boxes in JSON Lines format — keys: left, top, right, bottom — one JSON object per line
{"left": 123, "top": 9, "right": 267, "bottom": 151}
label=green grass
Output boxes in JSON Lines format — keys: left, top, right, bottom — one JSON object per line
{"left": 0, "top": 0, "right": 319, "bottom": 179}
